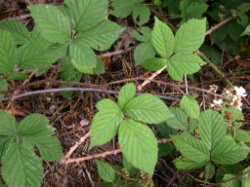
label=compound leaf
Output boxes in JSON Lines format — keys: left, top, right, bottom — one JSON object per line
{"left": 0, "top": 30, "right": 16, "bottom": 74}
{"left": 167, "top": 53, "right": 201, "bottom": 81}
{"left": 211, "top": 136, "right": 250, "bottom": 165}
{"left": 0, "top": 110, "right": 16, "bottom": 136}
{"left": 1, "top": 142, "right": 43, "bottom": 187}
{"left": 111, "top": 0, "right": 144, "bottom": 18}
{"left": 118, "top": 83, "right": 136, "bottom": 109}
{"left": 69, "top": 43, "right": 97, "bottom": 70}
{"left": 96, "top": 160, "right": 115, "bottom": 182}
{"left": 179, "top": 0, "right": 208, "bottom": 21}
{"left": 29, "top": 4, "right": 71, "bottom": 44}
{"left": 90, "top": 99, "right": 123, "bottom": 147}
{"left": 132, "top": 5, "right": 150, "bottom": 26}
{"left": 64, "top": 0, "right": 108, "bottom": 31}
{"left": 199, "top": 109, "right": 227, "bottom": 151}
{"left": 130, "top": 27, "right": 152, "bottom": 43}
{"left": 17, "top": 114, "right": 63, "bottom": 161}
{"left": 119, "top": 120, "right": 158, "bottom": 174}
{"left": 173, "top": 157, "right": 206, "bottom": 170}
{"left": 242, "top": 166, "right": 250, "bottom": 187}
{"left": 76, "top": 20, "right": 124, "bottom": 51}
{"left": 172, "top": 134, "right": 209, "bottom": 163}
{"left": 152, "top": 17, "right": 175, "bottom": 58}
{"left": 174, "top": 18, "right": 206, "bottom": 53}
{"left": 180, "top": 95, "right": 200, "bottom": 119}
{"left": 59, "top": 58, "right": 82, "bottom": 81}
{"left": 18, "top": 33, "right": 66, "bottom": 70}
{"left": 125, "top": 94, "right": 173, "bottom": 124}
{"left": 0, "top": 20, "right": 30, "bottom": 45}
{"left": 134, "top": 42, "right": 156, "bottom": 65}
{"left": 0, "top": 80, "right": 8, "bottom": 102}
{"left": 73, "top": 58, "right": 105, "bottom": 75}
{"left": 141, "top": 58, "right": 167, "bottom": 71}
{"left": 241, "top": 23, "right": 250, "bottom": 36}
{"left": 165, "top": 108, "right": 188, "bottom": 131}
{"left": 221, "top": 174, "right": 240, "bottom": 187}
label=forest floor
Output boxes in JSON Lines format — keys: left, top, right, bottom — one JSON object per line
{"left": 0, "top": 0, "right": 250, "bottom": 187}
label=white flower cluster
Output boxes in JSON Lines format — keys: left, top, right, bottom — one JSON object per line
{"left": 210, "top": 86, "right": 247, "bottom": 110}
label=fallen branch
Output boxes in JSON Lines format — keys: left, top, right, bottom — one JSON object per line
{"left": 62, "top": 149, "right": 121, "bottom": 164}
{"left": 61, "top": 138, "right": 172, "bottom": 164}
{"left": 205, "top": 16, "right": 236, "bottom": 36}
{"left": 64, "top": 132, "right": 90, "bottom": 160}
{"left": 137, "top": 65, "right": 167, "bottom": 91}
{"left": 3, "top": 87, "right": 178, "bottom": 102}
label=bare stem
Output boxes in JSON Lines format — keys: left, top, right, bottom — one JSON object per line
{"left": 64, "top": 132, "right": 90, "bottom": 159}
{"left": 61, "top": 138, "right": 172, "bottom": 164}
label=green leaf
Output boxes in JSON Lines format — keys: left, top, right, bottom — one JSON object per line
{"left": 0, "top": 20, "right": 31, "bottom": 45}
{"left": 132, "top": 5, "right": 150, "bottom": 26}
{"left": 242, "top": 166, "right": 250, "bottom": 187}
{"left": 1, "top": 142, "right": 43, "bottom": 187}
{"left": 179, "top": 0, "right": 208, "bottom": 21}
{"left": 0, "top": 136, "right": 12, "bottom": 159}
{"left": 157, "top": 121, "right": 178, "bottom": 138}
{"left": 123, "top": 156, "right": 137, "bottom": 176}
{"left": 130, "top": 27, "right": 152, "bottom": 43}
{"left": 77, "top": 59, "right": 105, "bottom": 75}
{"left": 0, "top": 30, "right": 16, "bottom": 74}
{"left": 111, "top": 0, "right": 144, "bottom": 18}
{"left": 141, "top": 58, "right": 167, "bottom": 71}
{"left": 152, "top": 17, "right": 175, "bottom": 58}
{"left": 200, "top": 44, "right": 221, "bottom": 65}
{"left": 235, "top": 129, "right": 250, "bottom": 143}
{"left": 173, "top": 157, "right": 206, "bottom": 170}
{"left": 241, "top": 23, "right": 250, "bottom": 36}
{"left": 199, "top": 109, "right": 227, "bottom": 151}
{"left": 64, "top": 0, "right": 108, "bottom": 32}
{"left": 211, "top": 136, "right": 250, "bottom": 165}
{"left": 216, "top": 164, "right": 243, "bottom": 182}
{"left": 165, "top": 108, "right": 188, "bottom": 131}
{"left": 59, "top": 58, "right": 82, "bottom": 81}
{"left": 119, "top": 120, "right": 158, "bottom": 174}
{"left": 180, "top": 95, "right": 200, "bottom": 119}
{"left": 18, "top": 33, "right": 67, "bottom": 70}
{"left": 167, "top": 62, "right": 184, "bottom": 81}
{"left": 220, "top": 174, "right": 240, "bottom": 187}
{"left": 118, "top": 83, "right": 136, "bottom": 109}
{"left": 172, "top": 134, "right": 209, "bottom": 163}
{"left": 124, "top": 93, "right": 173, "bottom": 124}
{"left": 0, "top": 110, "right": 16, "bottom": 136}
{"left": 96, "top": 160, "right": 115, "bottom": 182}
{"left": 205, "top": 163, "right": 215, "bottom": 180}
{"left": 167, "top": 53, "right": 201, "bottom": 81}
{"left": 174, "top": 18, "right": 206, "bottom": 53}
{"left": 69, "top": 43, "right": 97, "bottom": 70}
{"left": 29, "top": 4, "right": 71, "bottom": 44}
{"left": 0, "top": 80, "right": 8, "bottom": 102}
{"left": 7, "top": 72, "right": 28, "bottom": 80}
{"left": 90, "top": 99, "right": 123, "bottom": 147}
{"left": 17, "top": 114, "right": 63, "bottom": 161}
{"left": 134, "top": 42, "right": 156, "bottom": 65}
{"left": 76, "top": 20, "right": 124, "bottom": 51}
{"left": 221, "top": 106, "right": 243, "bottom": 123}
{"left": 158, "top": 142, "right": 174, "bottom": 157}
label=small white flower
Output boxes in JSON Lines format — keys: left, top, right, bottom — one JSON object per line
{"left": 211, "top": 99, "right": 223, "bottom": 108}
{"left": 234, "top": 86, "right": 247, "bottom": 97}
